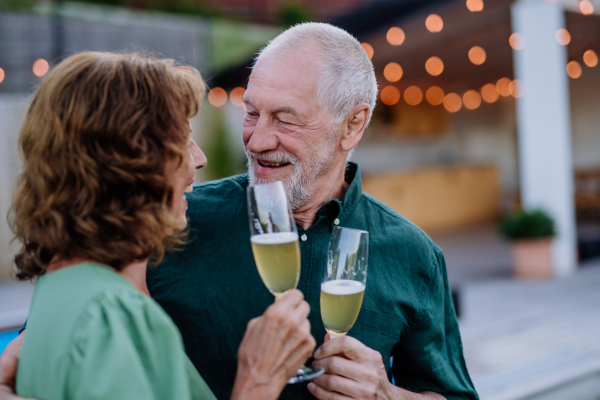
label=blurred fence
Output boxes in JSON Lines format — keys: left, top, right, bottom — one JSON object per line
{"left": 0, "top": 5, "right": 208, "bottom": 93}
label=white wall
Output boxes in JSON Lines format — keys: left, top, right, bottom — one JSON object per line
{"left": 0, "top": 95, "right": 30, "bottom": 280}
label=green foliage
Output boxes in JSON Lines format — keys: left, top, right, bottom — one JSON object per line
{"left": 203, "top": 108, "right": 243, "bottom": 181}
{"left": 0, "top": 0, "right": 35, "bottom": 11}
{"left": 499, "top": 209, "right": 556, "bottom": 240}
{"left": 278, "top": 1, "right": 312, "bottom": 28}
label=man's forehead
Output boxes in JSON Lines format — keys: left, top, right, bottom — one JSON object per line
{"left": 245, "top": 48, "right": 320, "bottom": 106}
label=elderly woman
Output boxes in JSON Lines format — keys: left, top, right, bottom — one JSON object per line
{"left": 7, "top": 52, "right": 315, "bottom": 400}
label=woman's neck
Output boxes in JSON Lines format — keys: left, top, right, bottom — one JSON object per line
{"left": 46, "top": 256, "right": 150, "bottom": 296}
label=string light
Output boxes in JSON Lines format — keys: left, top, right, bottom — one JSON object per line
{"left": 426, "top": 86, "right": 445, "bottom": 106}
{"left": 0, "top": 68, "right": 4, "bottom": 84}
{"left": 361, "top": 43, "right": 374, "bottom": 59}
{"left": 387, "top": 27, "right": 405, "bottom": 46}
{"left": 443, "top": 93, "right": 462, "bottom": 113}
{"left": 381, "top": 86, "right": 401, "bottom": 105}
{"left": 466, "top": 0, "right": 483, "bottom": 12}
{"left": 463, "top": 90, "right": 482, "bottom": 110}
{"left": 208, "top": 87, "right": 227, "bottom": 107}
{"left": 468, "top": 46, "right": 486, "bottom": 65}
{"left": 404, "top": 86, "right": 423, "bottom": 106}
{"left": 383, "top": 62, "right": 403, "bottom": 82}
{"left": 509, "top": 79, "right": 525, "bottom": 98}
{"left": 481, "top": 83, "right": 499, "bottom": 103}
{"left": 566, "top": 61, "right": 582, "bottom": 79}
{"left": 580, "top": 0, "right": 594, "bottom": 15}
{"left": 509, "top": 33, "right": 525, "bottom": 50}
{"left": 33, "top": 59, "right": 49, "bottom": 77}
{"left": 583, "top": 50, "right": 598, "bottom": 67}
{"left": 496, "top": 78, "right": 511, "bottom": 97}
{"left": 425, "top": 56, "right": 444, "bottom": 76}
{"left": 556, "top": 29, "right": 571, "bottom": 46}
{"left": 230, "top": 87, "right": 246, "bottom": 107}
{"left": 425, "top": 14, "right": 443, "bottom": 33}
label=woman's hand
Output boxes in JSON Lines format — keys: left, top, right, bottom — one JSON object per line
{"left": 231, "top": 289, "right": 316, "bottom": 400}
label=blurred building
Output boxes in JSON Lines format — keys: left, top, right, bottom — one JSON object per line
{"left": 212, "top": 0, "right": 600, "bottom": 277}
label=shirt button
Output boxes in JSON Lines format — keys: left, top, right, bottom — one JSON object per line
{"left": 301, "top": 234, "right": 307, "bottom": 241}
{"left": 334, "top": 218, "right": 340, "bottom": 225}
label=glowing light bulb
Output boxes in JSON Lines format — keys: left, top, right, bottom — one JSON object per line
{"left": 468, "top": 46, "right": 486, "bottom": 65}
{"left": 496, "top": 77, "right": 511, "bottom": 97}
{"left": 426, "top": 86, "right": 445, "bottom": 106}
{"left": 509, "top": 33, "right": 525, "bottom": 50}
{"left": 404, "top": 86, "right": 423, "bottom": 106}
{"left": 443, "top": 93, "right": 462, "bottom": 113}
{"left": 425, "top": 14, "right": 443, "bottom": 33}
{"left": 463, "top": 90, "right": 482, "bottom": 110}
{"left": 566, "top": 61, "right": 582, "bottom": 79}
{"left": 208, "top": 87, "right": 227, "bottom": 107}
{"left": 466, "top": 0, "right": 484, "bottom": 12}
{"left": 387, "top": 27, "right": 405, "bottom": 46}
{"left": 33, "top": 59, "right": 49, "bottom": 77}
{"left": 361, "top": 43, "right": 374, "bottom": 59}
{"left": 0, "top": 68, "right": 4, "bottom": 84}
{"left": 381, "top": 86, "right": 401, "bottom": 106}
{"left": 556, "top": 29, "right": 571, "bottom": 46}
{"left": 508, "top": 79, "right": 525, "bottom": 98}
{"left": 580, "top": 0, "right": 594, "bottom": 15}
{"left": 230, "top": 87, "right": 246, "bottom": 107}
{"left": 480, "top": 83, "right": 499, "bottom": 103}
{"left": 583, "top": 50, "right": 598, "bottom": 67}
{"left": 383, "top": 63, "right": 403, "bottom": 82}
{"left": 425, "top": 56, "right": 444, "bottom": 76}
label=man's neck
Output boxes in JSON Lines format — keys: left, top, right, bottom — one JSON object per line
{"left": 293, "top": 164, "right": 349, "bottom": 230}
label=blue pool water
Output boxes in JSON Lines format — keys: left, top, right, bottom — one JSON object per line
{"left": 0, "top": 330, "right": 19, "bottom": 353}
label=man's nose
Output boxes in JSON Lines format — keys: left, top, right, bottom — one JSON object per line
{"left": 190, "top": 139, "right": 207, "bottom": 169}
{"left": 246, "top": 119, "right": 278, "bottom": 154}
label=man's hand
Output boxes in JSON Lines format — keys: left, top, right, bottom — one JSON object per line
{"left": 309, "top": 335, "right": 445, "bottom": 400}
{"left": 231, "top": 289, "right": 316, "bottom": 400}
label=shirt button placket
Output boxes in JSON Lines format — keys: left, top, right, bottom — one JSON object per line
{"left": 301, "top": 234, "right": 308, "bottom": 241}
{"left": 334, "top": 218, "right": 340, "bottom": 226}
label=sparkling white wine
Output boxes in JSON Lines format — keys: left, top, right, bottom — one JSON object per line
{"left": 251, "top": 232, "right": 300, "bottom": 297}
{"left": 320, "top": 280, "right": 365, "bottom": 337}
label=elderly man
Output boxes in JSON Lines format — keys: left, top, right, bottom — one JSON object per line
{"left": 1, "top": 22, "right": 477, "bottom": 400}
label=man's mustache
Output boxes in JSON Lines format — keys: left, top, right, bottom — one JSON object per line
{"left": 246, "top": 150, "right": 300, "bottom": 165}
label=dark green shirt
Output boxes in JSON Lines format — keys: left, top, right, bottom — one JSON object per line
{"left": 148, "top": 163, "right": 478, "bottom": 400}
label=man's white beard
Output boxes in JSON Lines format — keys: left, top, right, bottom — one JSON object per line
{"left": 245, "top": 146, "right": 336, "bottom": 210}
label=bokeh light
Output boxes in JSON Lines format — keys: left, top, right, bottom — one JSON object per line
{"left": 508, "top": 79, "right": 525, "bottom": 98}
{"left": 425, "top": 56, "right": 444, "bottom": 76}
{"left": 425, "top": 14, "right": 443, "bottom": 33}
{"left": 387, "top": 27, "right": 405, "bottom": 46}
{"left": 443, "top": 93, "right": 462, "bottom": 113}
{"left": 509, "top": 33, "right": 525, "bottom": 50}
{"left": 580, "top": 0, "right": 594, "bottom": 15}
{"left": 496, "top": 77, "right": 511, "bottom": 97}
{"left": 0, "top": 68, "right": 4, "bottom": 84}
{"left": 383, "top": 62, "right": 403, "bottom": 82}
{"left": 463, "top": 90, "right": 482, "bottom": 110}
{"left": 33, "top": 59, "right": 49, "bottom": 77}
{"left": 230, "top": 87, "right": 245, "bottom": 107}
{"left": 556, "top": 29, "right": 571, "bottom": 46}
{"left": 468, "top": 46, "right": 486, "bottom": 65}
{"left": 566, "top": 61, "right": 582, "bottom": 79}
{"left": 583, "top": 50, "right": 598, "bottom": 67}
{"left": 381, "top": 86, "right": 401, "bottom": 106}
{"left": 481, "top": 83, "right": 499, "bottom": 103}
{"left": 208, "top": 87, "right": 227, "bottom": 107}
{"left": 404, "top": 86, "right": 424, "bottom": 106}
{"left": 466, "top": 0, "right": 484, "bottom": 12}
{"left": 361, "top": 43, "right": 374, "bottom": 59}
{"left": 426, "top": 86, "right": 445, "bottom": 106}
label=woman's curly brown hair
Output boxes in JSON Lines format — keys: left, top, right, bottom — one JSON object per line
{"left": 9, "top": 51, "right": 205, "bottom": 280}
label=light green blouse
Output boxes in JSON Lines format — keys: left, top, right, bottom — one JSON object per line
{"left": 17, "top": 262, "right": 217, "bottom": 400}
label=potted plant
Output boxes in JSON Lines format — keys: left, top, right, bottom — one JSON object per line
{"left": 499, "top": 209, "right": 556, "bottom": 278}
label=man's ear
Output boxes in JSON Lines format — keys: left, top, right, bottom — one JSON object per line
{"left": 341, "top": 104, "right": 370, "bottom": 151}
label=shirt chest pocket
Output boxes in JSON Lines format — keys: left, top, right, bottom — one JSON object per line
{"left": 349, "top": 307, "right": 407, "bottom": 369}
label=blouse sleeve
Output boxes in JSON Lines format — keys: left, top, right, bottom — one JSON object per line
{"left": 66, "top": 289, "right": 216, "bottom": 400}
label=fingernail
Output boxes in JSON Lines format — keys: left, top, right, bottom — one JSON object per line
{"left": 314, "top": 349, "right": 321, "bottom": 358}
{"left": 308, "top": 383, "right": 315, "bottom": 392}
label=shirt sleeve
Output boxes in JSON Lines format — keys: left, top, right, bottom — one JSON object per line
{"left": 66, "top": 290, "right": 216, "bottom": 400}
{"left": 391, "top": 249, "right": 479, "bottom": 400}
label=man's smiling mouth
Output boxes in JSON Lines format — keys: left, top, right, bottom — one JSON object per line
{"left": 257, "top": 160, "right": 291, "bottom": 168}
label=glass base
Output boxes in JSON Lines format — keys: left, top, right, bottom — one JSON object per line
{"left": 287, "top": 365, "right": 324, "bottom": 384}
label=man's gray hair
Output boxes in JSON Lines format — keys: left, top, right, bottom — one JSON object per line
{"left": 253, "top": 22, "right": 378, "bottom": 127}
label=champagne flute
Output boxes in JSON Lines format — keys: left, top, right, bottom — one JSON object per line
{"left": 247, "top": 181, "right": 324, "bottom": 383}
{"left": 321, "top": 226, "right": 368, "bottom": 339}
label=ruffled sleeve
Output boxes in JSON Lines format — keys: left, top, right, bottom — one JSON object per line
{"left": 65, "top": 288, "right": 216, "bottom": 400}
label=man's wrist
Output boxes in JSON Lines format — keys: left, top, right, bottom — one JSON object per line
{"left": 230, "top": 365, "right": 286, "bottom": 400}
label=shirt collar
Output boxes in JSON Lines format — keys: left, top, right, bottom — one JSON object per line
{"left": 315, "top": 162, "right": 362, "bottom": 222}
